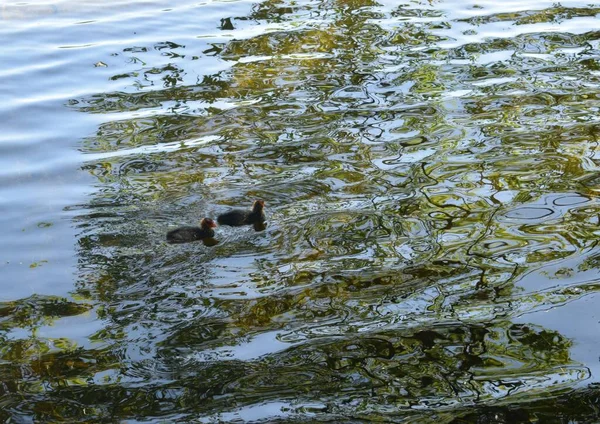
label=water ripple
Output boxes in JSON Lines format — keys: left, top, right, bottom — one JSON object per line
{"left": 4, "top": 0, "right": 600, "bottom": 422}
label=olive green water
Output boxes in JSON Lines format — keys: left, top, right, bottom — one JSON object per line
{"left": 3, "top": 0, "right": 600, "bottom": 422}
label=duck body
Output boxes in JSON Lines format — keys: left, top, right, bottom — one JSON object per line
{"left": 166, "top": 218, "right": 217, "bottom": 244}
{"left": 217, "top": 200, "right": 266, "bottom": 226}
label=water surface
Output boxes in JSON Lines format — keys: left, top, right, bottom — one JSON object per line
{"left": 2, "top": 0, "right": 600, "bottom": 422}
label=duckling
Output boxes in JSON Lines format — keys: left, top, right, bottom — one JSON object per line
{"left": 217, "top": 200, "right": 266, "bottom": 227}
{"left": 166, "top": 218, "right": 217, "bottom": 244}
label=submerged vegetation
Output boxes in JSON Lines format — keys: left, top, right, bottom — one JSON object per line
{"left": 3, "top": 0, "right": 600, "bottom": 421}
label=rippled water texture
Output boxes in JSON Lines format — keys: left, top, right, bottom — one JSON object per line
{"left": 3, "top": 0, "right": 600, "bottom": 422}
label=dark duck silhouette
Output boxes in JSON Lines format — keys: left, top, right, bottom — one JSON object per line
{"left": 217, "top": 200, "right": 266, "bottom": 227}
{"left": 166, "top": 218, "right": 217, "bottom": 244}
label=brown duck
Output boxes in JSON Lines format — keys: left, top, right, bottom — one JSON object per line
{"left": 166, "top": 218, "right": 217, "bottom": 244}
{"left": 217, "top": 200, "right": 266, "bottom": 227}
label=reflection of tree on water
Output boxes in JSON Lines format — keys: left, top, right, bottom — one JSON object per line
{"left": 1, "top": 0, "right": 597, "bottom": 422}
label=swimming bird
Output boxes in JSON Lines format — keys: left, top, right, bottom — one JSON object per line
{"left": 217, "top": 200, "right": 266, "bottom": 227}
{"left": 166, "top": 218, "right": 217, "bottom": 244}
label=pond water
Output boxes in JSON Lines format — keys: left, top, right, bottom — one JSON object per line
{"left": 2, "top": 0, "right": 600, "bottom": 422}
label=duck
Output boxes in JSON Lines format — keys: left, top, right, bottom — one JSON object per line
{"left": 166, "top": 218, "right": 217, "bottom": 244}
{"left": 217, "top": 199, "right": 266, "bottom": 227}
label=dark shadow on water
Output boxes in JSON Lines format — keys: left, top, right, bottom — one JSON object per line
{"left": 202, "top": 237, "right": 220, "bottom": 247}
{"left": 253, "top": 221, "right": 267, "bottom": 232}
